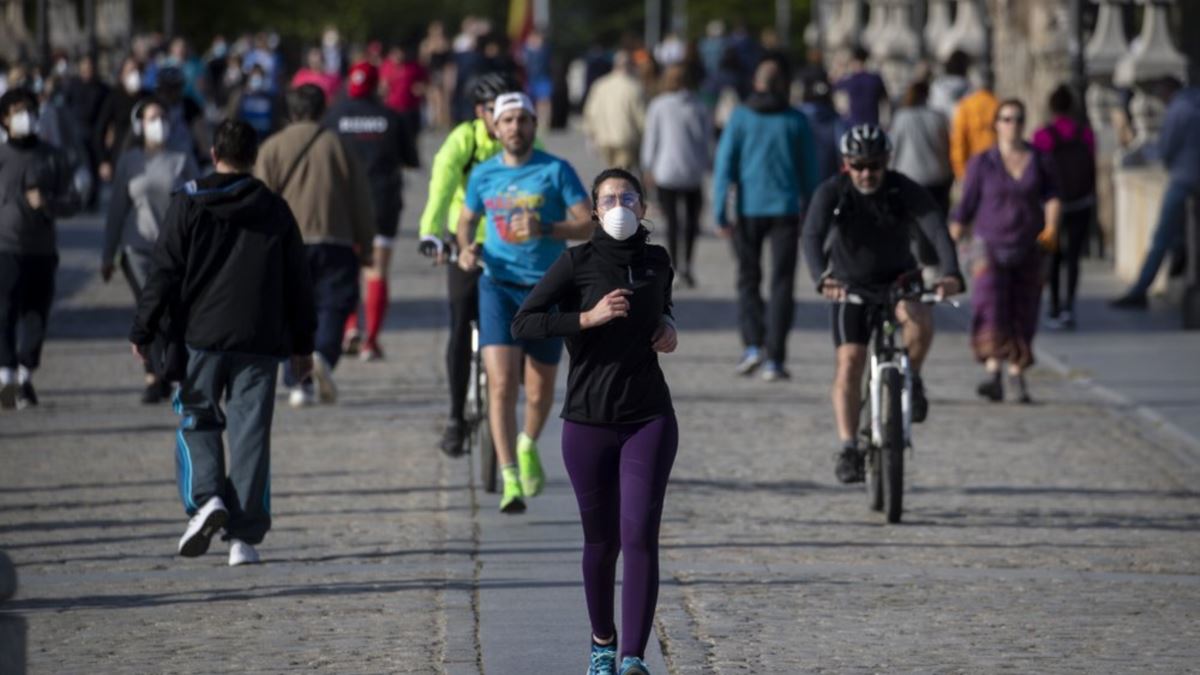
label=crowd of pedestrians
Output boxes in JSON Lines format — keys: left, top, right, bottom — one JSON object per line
{"left": 3, "top": 14, "right": 1198, "bottom": 675}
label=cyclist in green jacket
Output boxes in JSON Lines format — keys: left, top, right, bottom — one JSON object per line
{"left": 418, "top": 72, "right": 521, "bottom": 457}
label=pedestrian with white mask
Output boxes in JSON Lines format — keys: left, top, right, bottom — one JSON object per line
{"left": 512, "top": 168, "right": 678, "bottom": 675}
{"left": 0, "top": 87, "right": 81, "bottom": 409}
{"left": 102, "top": 95, "right": 199, "bottom": 403}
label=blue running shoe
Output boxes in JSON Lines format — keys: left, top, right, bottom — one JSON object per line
{"left": 735, "top": 346, "right": 764, "bottom": 376}
{"left": 588, "top": 640, "right": 617, "bottom": 675}
{"left": 619, "top": 656, "right": 651, "bottom": 675}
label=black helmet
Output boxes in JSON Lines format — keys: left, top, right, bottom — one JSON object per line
{"left": 839, "top": 124, "right": 892, "bottom": 160}
{"left": 471, "top": 71, "right": 521, "bottom": 104}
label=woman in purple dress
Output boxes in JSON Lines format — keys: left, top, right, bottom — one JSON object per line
{"left": 950, "top": 99, "right": 1061, "bottom": 403}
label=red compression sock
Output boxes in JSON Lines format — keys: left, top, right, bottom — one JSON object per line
{"left": 365, "top": 277, "right": 388, "bottom": 346}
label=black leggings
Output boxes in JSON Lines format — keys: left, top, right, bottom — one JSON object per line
{"left": 1048, "top": 207, "right": 1092, "bottom": 315}
{"left": 446, "top": 263, "right": 481, "bottom": 423}
{"left": 657, "top": 187, "right": 701, "bottom": 273}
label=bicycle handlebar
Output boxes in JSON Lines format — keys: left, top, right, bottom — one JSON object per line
{"left": 844, "top": 287, "right": 960, "bottom": 309}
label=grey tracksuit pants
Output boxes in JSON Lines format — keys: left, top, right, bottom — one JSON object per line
{"left": 174, "top": 348, "right": 279, "bottom": 544}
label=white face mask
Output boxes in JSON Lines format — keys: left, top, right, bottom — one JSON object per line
{"left": 144, "top": 118, "right": 168, "bottom": 146}
{"left": 123, "top": 71, "right": 141, "bottom": 94}
{"left": 248, "top": 75, "right": 264, "bottom": 91}
{"left": 7, "top": 110, "right": 33, "bottom": 139}
{"left": 600, "top": 206, "right": 640, "bottom": 241}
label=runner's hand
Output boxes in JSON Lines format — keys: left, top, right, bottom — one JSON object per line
{"left": 457, "top": 244, "right": 480, "bottom": 272}
{"left": 651, "top": 318, "right": 677, "bottom": 353}
{"left": 510, "top": 209, "right": 538, "bottom": 241}
{"left": 821, "top": 278, "right": 847, "bottom": 302}
{"left": 581, "top": 289, "right": 632, "bottom": 329}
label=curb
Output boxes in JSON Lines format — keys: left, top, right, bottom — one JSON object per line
{"left": 1034, "top": 345, "right": 1200, "bottom": 470}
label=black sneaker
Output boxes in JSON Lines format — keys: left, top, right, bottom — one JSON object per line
{"left": 834, "top": 446, "right": 865, "bottom": 484}
{"left": 911, "top": 374, "right": 928, "bottom": 423}
{"left": 1110, "top": 293, "right": 1148, "bottom": 310}
{"left": 15, "top": 381, "right": 37, "bottom": 409}
{"left": 977, "top": 375, "right": 1003, "bottom": 402}
{"left": 440, "top": 421, "right": 466, "bottom": 458}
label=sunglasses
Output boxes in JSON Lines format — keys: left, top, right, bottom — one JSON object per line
{"left": 847, "top": 160, "right": 885, "bottom": 173}
{"left": 597, "top": 192, "right": 641, "bottom": 209}
{"left": 998, "top": 115, "right": 1025, "bottom": 124}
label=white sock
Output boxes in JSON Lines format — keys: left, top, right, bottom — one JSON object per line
{"left": 0, "top": 368, "right": 13, "bottom": 386}
{"left": 17, "top": 366, "right": 31, "bottom": 385}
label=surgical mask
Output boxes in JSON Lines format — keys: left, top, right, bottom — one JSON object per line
{"left": 248, "top": 75, "right": 264, "bottom": 91}
{"left": 7, "top": 111, "right": 33, "bottom": 139}
{"left": 601, "top": 206, "right": 639, "bottom": 241}
{"left": 123, "top": 71, "right": 141, "bottom": 94}
{"left": 144, "top": 118, "right": 168, "bottom": 146}
{"left": 54, "top": 60, "right": 68, "bottom": 76}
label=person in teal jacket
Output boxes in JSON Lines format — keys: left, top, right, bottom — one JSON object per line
{"left": 712, "top": 55, "right": 819, "bottom": 381}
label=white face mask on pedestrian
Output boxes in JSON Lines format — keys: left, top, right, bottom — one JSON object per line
{"left": 7, "top": 111, "right": 34, "bottom": 139}
{"left": 144, "top": 118, "right": 168, "bottom": 146}
{"left": 123, "top": 71, "right": 142, "bottom": 95}
{"left": 600, "top": 206, "right": 640, "bottom": 241}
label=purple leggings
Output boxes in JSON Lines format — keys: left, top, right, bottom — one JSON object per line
{"left": 562, "top": 414, "right": 679, "bottom": 661}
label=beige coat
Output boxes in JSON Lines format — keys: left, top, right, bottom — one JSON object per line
{"left": 582, "top": 70, "right": 646, "bottom": 150}
{"left": 254, "top": 121, "right": 375, "bottom": 254}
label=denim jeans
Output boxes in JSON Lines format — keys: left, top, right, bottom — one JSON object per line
{"left": 1131, "top": 181, "right": 1195, "bottom": 296}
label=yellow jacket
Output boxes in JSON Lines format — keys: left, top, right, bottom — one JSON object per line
{"left": 950, "top": 89, "right": 999, "bottom": 179}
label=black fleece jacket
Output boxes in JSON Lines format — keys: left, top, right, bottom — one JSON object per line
{"left": 130, "top": 172, "right": 316, "bottom": 357}
{"left": 511, "top": 227, "right": 675, "bottom": 424}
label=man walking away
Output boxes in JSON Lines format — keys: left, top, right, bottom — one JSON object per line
{"left": 583, "top": 50, "right": 645, "bottom": 171}
{"left": 130, "top": 119, "right": 316, "bottom": 566}
{"left": 712, "top": 56, "right": 819, "bottom": 382}
{"left": 1111, "top": 76, "right": 1200, "bottom": 310}
{"left": 255, "top": 84, "right": 375, "bottom": 406}
{"left": 326, "top": 61, "right": 420, "bottom": 361}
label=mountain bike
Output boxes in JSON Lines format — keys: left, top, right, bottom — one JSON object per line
{"left": 847, "top": 278, "right": 955, "bottom": 523}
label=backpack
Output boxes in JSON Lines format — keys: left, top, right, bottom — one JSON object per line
{"left": 1047, "top": 124, "right": 1096, "bottom": 203}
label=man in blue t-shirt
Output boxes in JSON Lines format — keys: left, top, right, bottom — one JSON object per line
{"left": 457, "top": 92, "right": 593, "bottom": 513}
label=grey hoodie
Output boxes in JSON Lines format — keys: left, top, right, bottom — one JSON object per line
{"left": 103, "top": 146, "right": 199, "bottom": 263}
{"left": 640, "top": 91, "right": 713, "bottom": 190}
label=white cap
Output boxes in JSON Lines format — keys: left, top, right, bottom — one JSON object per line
{"left": 492, "top": 92, "right": 535, "bottom": 119}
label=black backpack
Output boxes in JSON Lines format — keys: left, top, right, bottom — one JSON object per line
{"left": 1048, "top": 124, "right": 1096, "bottom": 202}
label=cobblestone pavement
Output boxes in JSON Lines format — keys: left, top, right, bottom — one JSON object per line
{"left": 1, "top": 128, "right": 1198, "bottom": 674}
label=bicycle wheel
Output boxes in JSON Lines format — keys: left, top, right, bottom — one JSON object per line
{"left": 861, "top": 367, "right": 882, "bottom": 512}
{"left": 479, "top": 373, "right": 498, "bottom": 494}
{"left": 880, "top": 368, "right": 905, "bottom": 523}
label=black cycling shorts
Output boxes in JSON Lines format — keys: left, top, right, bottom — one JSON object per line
{"left": 831, "top": 302, "right": 877, "bottom": 348}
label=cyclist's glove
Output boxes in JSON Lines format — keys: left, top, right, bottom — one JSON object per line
{"left": 418, "top": 236, "right": 446, "bottom": 258}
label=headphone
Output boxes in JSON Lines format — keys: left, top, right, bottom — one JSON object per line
{"left": 129, "top": 99, "right": 147, "bottom": 137}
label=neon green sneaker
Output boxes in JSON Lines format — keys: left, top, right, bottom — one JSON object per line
{"left": 516, "top": 433, "right": 545, "bottom": 497}
{"left": 500, "top": 465, "right": 526, "bottom": 514}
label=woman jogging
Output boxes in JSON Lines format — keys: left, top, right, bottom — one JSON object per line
{"left": 511, "top": 168, "right": 678, "bottom": 675}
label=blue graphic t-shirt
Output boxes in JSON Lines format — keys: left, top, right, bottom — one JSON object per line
{"left": 464, "top": 150, "right": 588, "bottom": 286}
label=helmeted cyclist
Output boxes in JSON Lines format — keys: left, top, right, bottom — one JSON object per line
{"left": 416, "top": 71, "right": 523, "bottom": 457}
{"left": 801, "top": 124, "right": 964, "bottom": 484}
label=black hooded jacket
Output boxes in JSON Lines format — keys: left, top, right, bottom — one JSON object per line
{"left": 130, "top": 173, "right": 316, "bottom": 357}
{"left": 511, "top": 227, "right": 675, "bottom": 424}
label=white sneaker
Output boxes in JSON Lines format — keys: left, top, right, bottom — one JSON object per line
{"left": 178, "top": 496, "right": 228, "bottom": 557}
{"left": 310, "top": 353, "right": 337, "bottom": 404}
{"left": 288, "top": 385, "right": 314, "bottom": 408}
{"left": 228, "top": 539, "right": 261, "bottom": 566}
